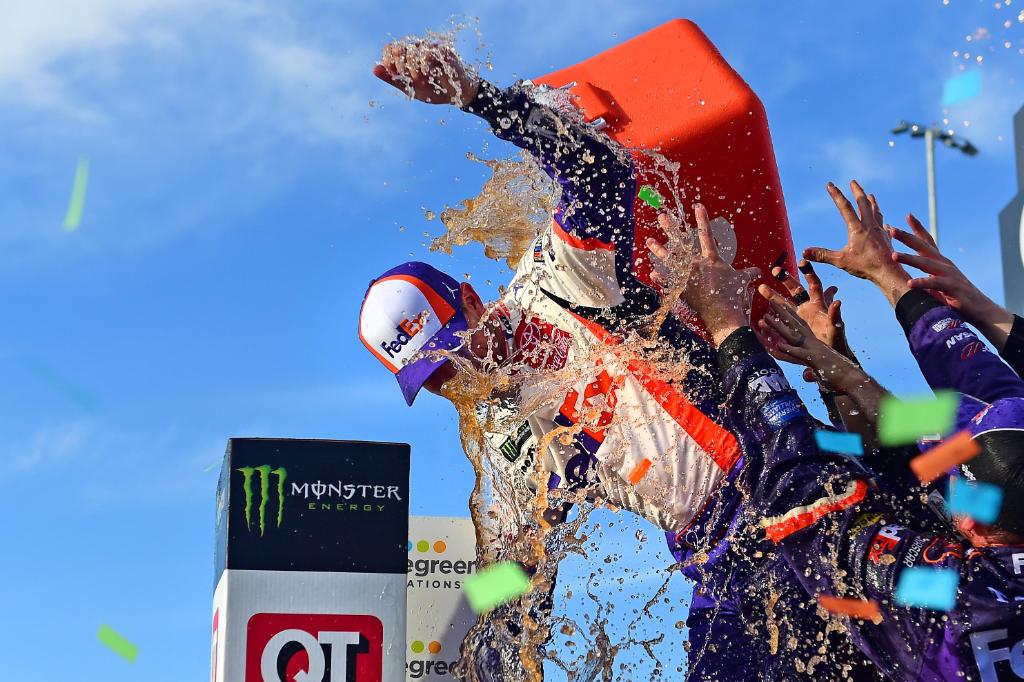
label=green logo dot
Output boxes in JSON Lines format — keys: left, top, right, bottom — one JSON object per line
{"left": 411, "top": 640, "right": 424, "bottom": 653}
{"left": 417, "top": 540, "right": 429, "bottom": 552}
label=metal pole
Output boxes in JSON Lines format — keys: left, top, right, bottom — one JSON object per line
{"left": 925, "top": 127, "right": 939, "bottom": 244}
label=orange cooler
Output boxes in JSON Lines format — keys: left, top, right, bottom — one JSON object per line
{"left": 536, "top": 19, "right": 795, "bottom": 322}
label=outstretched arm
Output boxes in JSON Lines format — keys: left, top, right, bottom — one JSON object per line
{"left": 890, "top": 214, "right": 1024, "bottom": 376}
{"left": 804, "top": 181, "right": 1024, "bottom": 403}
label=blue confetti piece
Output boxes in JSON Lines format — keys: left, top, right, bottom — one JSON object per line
{"left": 942, "top": 70, "right": 981, "bottom": 107}
{"left": 814, "top": 430, "right": 863, "bottom": 456}
{"left": 947, "top": 478, "right": 1003, "bottom": 524}
{"left": 894, "top": 567, "right": 959, "bottom": 611}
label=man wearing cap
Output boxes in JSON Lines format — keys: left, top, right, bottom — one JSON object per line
{"left": 361, "top": 39, "right": 880, "bottom": 679}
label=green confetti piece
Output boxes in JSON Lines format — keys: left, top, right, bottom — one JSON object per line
{"left": 878, "top": 391, "right": 959, "bottom": 446}
{"left": 63, "top": 155, "right": 90, "bottom": 231}
{"left": 97, "top": 624, "right": 138, "bottom": 663}
{"left": 464, "top": 561, "right": 531, "bottom": 613}
{"left": 638, "top": 185, "right": 664, "bottom": 209}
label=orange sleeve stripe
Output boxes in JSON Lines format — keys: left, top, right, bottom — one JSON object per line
{"left": 563, "top": 308, "right": 741, "bottom": 473}
{"left": 551, "top": 219, "right": 615, "bottom": 252}
{"left": 762, "top": 479, "right": 868, "bottom": 543}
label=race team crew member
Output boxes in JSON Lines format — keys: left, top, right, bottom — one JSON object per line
{"left": 360, "top": 39, "right": 880, "bottom": 679}
{"left": 673, "top": 181, "right": 1024, "bottom": 681}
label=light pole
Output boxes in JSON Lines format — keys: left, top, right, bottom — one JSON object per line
{"left": 891, "top": 120, "right": 978, "bottom": 245}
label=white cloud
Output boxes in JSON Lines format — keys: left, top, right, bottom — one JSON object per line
{"left": 4, "top": 419, "right": 96, "bottom": 475}
{"left": 821, "top": 136, "right": 897, "bottom": 185}
{"left": 0, "top": 0, "right": 198, "bottom": 110}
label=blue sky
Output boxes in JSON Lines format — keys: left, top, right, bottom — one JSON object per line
{"left": 2, "top": 1, "right": 1022, "bottom": 679}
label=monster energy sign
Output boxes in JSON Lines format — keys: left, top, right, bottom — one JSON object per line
{"left": 215, "top": 438, "right": 410, "bottom": 577}
{"left": 235, "top": 465, "right": 287, "bottom": 535}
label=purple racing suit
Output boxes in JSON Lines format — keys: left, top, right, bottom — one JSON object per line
{"left": 462, "top": 79, "right": 880, "bottom": 680}
{"left": 717, "top": 325, "right": 1024, "bottom": 681}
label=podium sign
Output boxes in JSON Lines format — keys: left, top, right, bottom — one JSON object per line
{"left": 406, "top": 516, "right": 478, "bottom": 680}
{"left": 211, "top": 438, "right": 410, "bottom": 682}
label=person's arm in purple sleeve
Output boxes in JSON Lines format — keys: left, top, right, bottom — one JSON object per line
{"left": 894, "top": 288, "right": 1024, "bottom": 402}
{"left": 802, "top": 180, "right": 1024, "bottom": 402}
{"left": 890, "top": 215, "right": 1024, "bottom": 379}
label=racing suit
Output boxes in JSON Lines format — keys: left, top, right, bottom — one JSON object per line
{"left": 718, "top": 324, "right": 1024, "bottom": 681}
{"left": 462, "top": 79, "right": 880, "bottom": 680}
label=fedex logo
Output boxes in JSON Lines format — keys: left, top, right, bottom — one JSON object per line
{"left": 969, "top": 628, "right": 1024, "bottom": 681}
{"left": 246, "top": 613, "right": 383, "bottom": 682}
{"left": 380, "top": 312, "right": 429, "bottom": 360}
{"left": 867, "top": 525, "right": 903, "bottom": 565}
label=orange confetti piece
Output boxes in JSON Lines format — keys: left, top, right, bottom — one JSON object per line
{"left": 818, "top": 595, "right": 882, "bottom": 623}
{"left": 909, "top": 431, "right": 981, "bottom": 485}
{"left": 628, "top": 458, "right": 652, "bottom": 485}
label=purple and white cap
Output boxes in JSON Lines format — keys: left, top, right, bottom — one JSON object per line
{"left": 358, "top": 262, "right": 467, "bottom": 406}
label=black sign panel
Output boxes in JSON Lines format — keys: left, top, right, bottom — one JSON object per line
{"left": 213, "top": 438, "right": 409, "bottom": 585}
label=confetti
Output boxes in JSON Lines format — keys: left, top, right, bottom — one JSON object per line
{"left": 910, "top": 430, "right": 981, "bottom": 485}
{"left": 878, "top": 391, "right": 958, "bottom": 446}
{"left": 817, "top": 595, "right": 882, "bottom": 622}
{"left": 63, "top": 155, "right": 90, "bottom": 231}
{"left": 97, "top": 624, "right": 138, "bottom": 662}
{"left": 814, "top": 430, "right": 864, "bottom": 456}
{"left": 464, "top": 561, "right": 531, "bottom": 613}
{"left": 942, "top": 69, "right": 982, "bottom": 107}
{"left": 947, "top": 478, "right": 1003, "bottom": 523}
{"left": 638, "top": 185, "right": 664, "bottom": 209}
{"left": 628, "top": 458, "right": 652, "bottom": 485}
{"left": 894, "top": 567, "right": 959, "bottom": 611}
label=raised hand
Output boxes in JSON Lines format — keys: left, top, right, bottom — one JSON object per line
{"left": 803, "top": 181, "right": 911, "bottom": 306}
{"left": 770, "top": 260, "right": 853, "bottom": 356}
{"left": 756, "top": 285, "right": 862, "bottom": 394}
{"left": 651, "top": 204, "right": 759, "bottom": 346}
{"left": 373, "top": 39, "right": 479, "bottom": 107}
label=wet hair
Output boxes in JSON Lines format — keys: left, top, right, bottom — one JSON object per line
{"left": 967, "top": 429, "right": 1024, "bottom": 537}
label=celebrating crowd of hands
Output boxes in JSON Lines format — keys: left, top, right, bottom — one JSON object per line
{"left": 656, "top": 179, "right": 1015, "bottom": 427}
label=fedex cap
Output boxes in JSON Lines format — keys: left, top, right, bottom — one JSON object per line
{"left": 358, "top": 262, "right": 467, "bottom": 406}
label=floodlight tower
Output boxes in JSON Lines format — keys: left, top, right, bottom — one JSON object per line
{"left": 891, "top": 121, "right": 978, "bottom": 245}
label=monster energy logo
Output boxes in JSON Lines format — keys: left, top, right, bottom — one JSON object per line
{"left": 235, "top": 465, "right": 287, "bottom": 535}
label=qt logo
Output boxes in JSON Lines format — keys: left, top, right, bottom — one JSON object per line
{"left": 246, "top": 613, "right": 383, "bottom": 682}
{"left": 236, "top": 465, "right": 287, "bottom": 535}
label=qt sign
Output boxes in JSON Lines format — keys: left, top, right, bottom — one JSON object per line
{"left": 246, "top": 613, "right": 383, "bottom": 682}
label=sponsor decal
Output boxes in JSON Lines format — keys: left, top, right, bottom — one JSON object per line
{"left": 236, "top": 465, "right": 287, "bottom": 535}
{"left": 903, "top": 536, "right": 927, "bottom": 568}
{"left": 972, "top": 403, "right": 995, "bottom": 425}
{"left": 514, "top": 317, "right": 572, "bottom": 370}
{"left": 747, "top": 367, "right": 792, "bottom": 394}
{"left": 945, "top": 331, "right": 973, "bottom": 349}
{"left": 931, "top": 317, "right": 962, "bottom": 332}
{"left": 380, "top": 311, "right": 430, "bottom": 360}
{"left": 761, "top": 395, "right": 803, "bottom": 428}
{"left": 407, "top": 536, "right": 476, "bottom": 589}
{"left": 922, "top": 537, "right": 965, "bottom": 565}
{"left": 961, "top": 340, "right": 987, "bottom": 360}
{"left": 867, "top": 525, "right": 904, "bottom": 565}
{"left": 246, "top": 613, "right": 383, "bottom": 682}
{"left": 533, "top": 242, "right": 545, "bottom": 263}
{"left": 407, "top": 640, "right": 457, "bottom": 679}
{"left": 1014, "top": 553, "right": 1024, "bottom": 575}
{"left": 969, "top": 628, "right": 1024, "bottom": 682}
